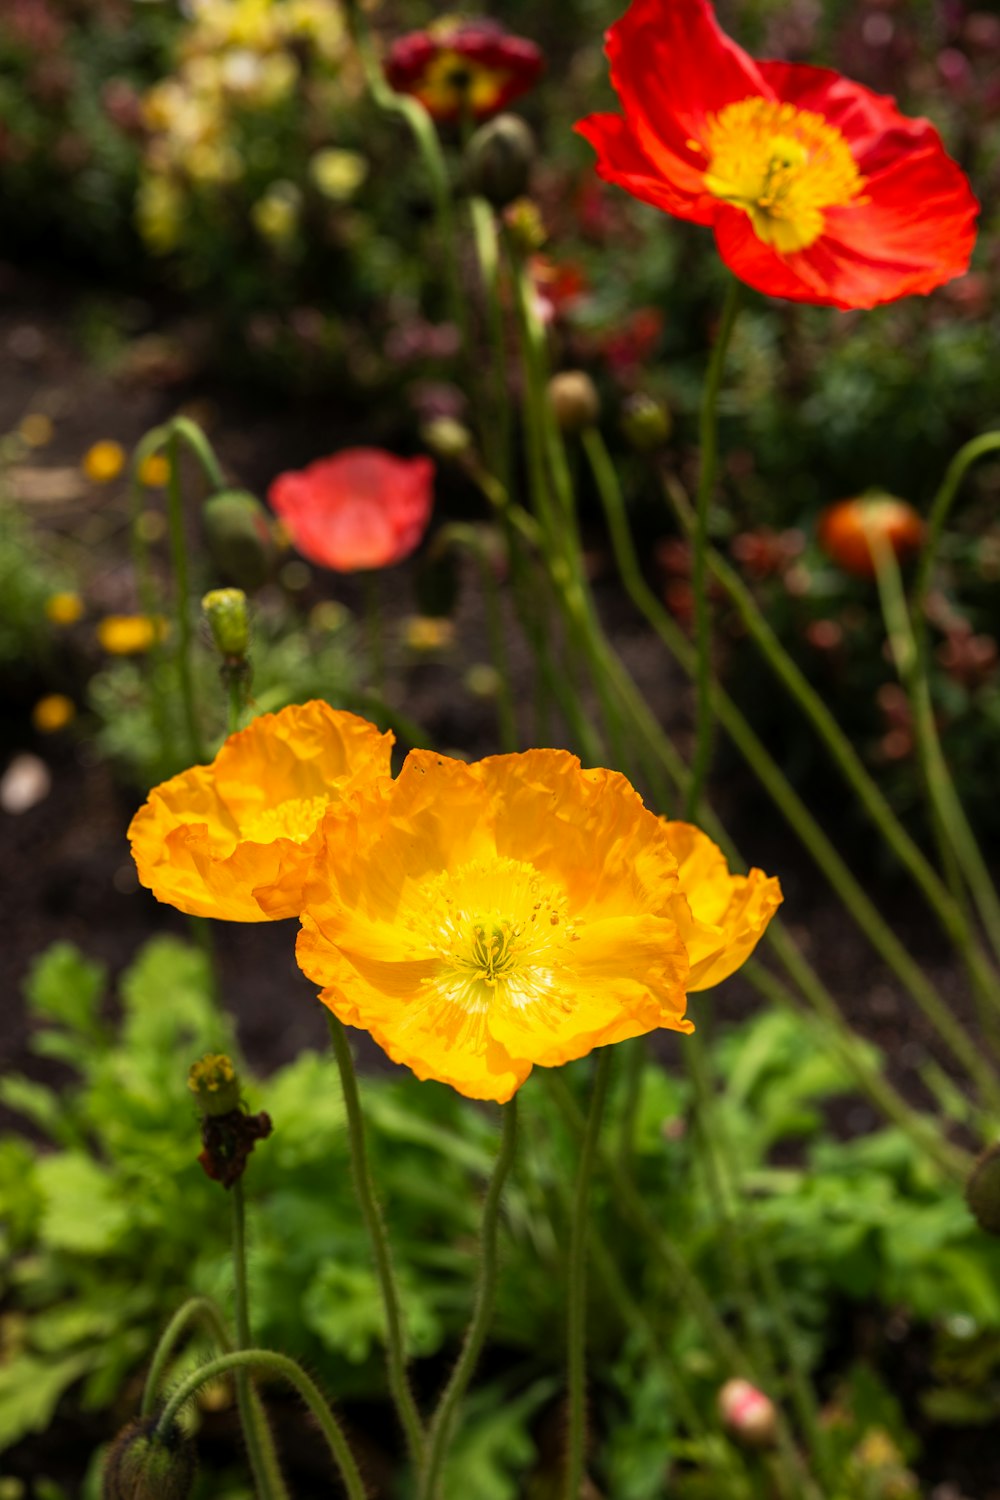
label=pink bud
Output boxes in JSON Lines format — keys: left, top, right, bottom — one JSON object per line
{"left": 718, "top": 1379, "right": 778, "bottom": 1448}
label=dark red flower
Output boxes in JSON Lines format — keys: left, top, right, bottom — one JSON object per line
{"left": 576, "top": 0, "right": 978, "bottom": 309}
{"left": 268, "top": 449, "right": 435, "bottom": 572}
{"left": 385, "top": 18, "right": 543, "bottom": 122}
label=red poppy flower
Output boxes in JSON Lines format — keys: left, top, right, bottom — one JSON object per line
{"left": 385, "top": 18, "right": 544, "bottom": 123}
{"left": 576, "top": 0, "right": 978, "bottom": 309}
{"left": 268, "top": 449, "right": 435, "bottom": 572}
{"left": 817, "top": 493, "right": 924, "bottom": 577}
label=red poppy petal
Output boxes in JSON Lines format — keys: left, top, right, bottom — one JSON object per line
{"left": 605, "top": 0, "right": 771, "bottom": 174}
{"left": 575, "top": 112, "right": 716, "bottom": 225}
{"left": 712, "top": 206, "right": 820, "bottom": 303}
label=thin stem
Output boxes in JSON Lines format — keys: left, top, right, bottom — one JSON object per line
{"left": 232, "top": 1178, "right": 283, "bottom": 1500}
{"left": 227, "top": 669, "right": 245, "bottom": 736}
{"left": 564, "top": 1048, "right": 613, "bottom": 1500}
{"left": 444, "top": 524, "right": 518, "bottom": 753}
{"left": 686, "top": 277, "right": 741, "bottom": 819}
{"left": 616, "top": 1036, "right": 647, "bottom": 1177}
{"left": 420, "top": 1098, "right": 518, "bottom": 1500}
{"left": 911, "top": 431, "right": 1000, "bottom": 664}
{"left": 586, "top": 427, "right": 998, "bottom": 1115}
{"left": 154, "top": 1350, "right": 367, "bottom": 1500}
{"left": 327, "top": 1016, "right": 425, "bottom": 1467}
{"left": 165, "top": 430, "right": 204, "bottom": 763}
{"left": 468, "top": 196, "right": 513, "bottom": 496}
{"left": 128, "top": 427, "right": 175, "bottom": 777}
{"left": 141, "top": 1296, "right": 232, "bottom": 1418}
{"left": 362, "top": 570, "right": 385, "bottom": 695}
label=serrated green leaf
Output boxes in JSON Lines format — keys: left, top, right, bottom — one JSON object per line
{"left": 35, "top": 1154, "right": 131, "bottom": 1255}
{"left": 23, "top": 943, "right": 106, "bottom": 1041}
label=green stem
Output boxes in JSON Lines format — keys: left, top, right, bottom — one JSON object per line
{"left": 564, "top": 1048, "right": 613, "bottom": 1500}
{"left": 128, "top": 427, "right": 175, "bottom": 777}
{"left": 227, "top": 668, "right": 245, "bottom": 736}
{"left": 232, "top": 1178, "right": 285, "bottom": 1500}
{"left": 468, "top": 196, "right": 513, "bottom": 496}
{"left": 154, "top": 1350, "right": 367, "bottom": 1500}
{"left": 141, "top": 1296, "right": 232, "bottom": 1418}
{"left": 616, "top": 1035, "right": 647, "bottom": 1177}
{"left": 165, "top": 430, "right": 204, "bottom": 764}
{"left": 327, "top": 1016, "right": 425, "bottom": 1467}
{"left": 587, "top": 427, "right": 998, "bottom": 1114}
{"left": 420, "top": 1098, "right": 518, "bottom": 1500}
{"left": 444, "top": 524, "right": 518, "bottom": 752}
{"left": 170, "top": 415, "right": 227, "bottom": 490}
{"left": 362, "top": 570, "right": 385, "bottom": 695}
{"left": 686, "top": 277, "right": 741, "bottom": 819}
{"left": 911, "top": 431, "right": 1000, "bottom": 664}
{"left": 871, "top": 531, "right": 1000, "bottom": 1019}
{"left": 546, "top": 1073, "right": 824, "bottom": 1500}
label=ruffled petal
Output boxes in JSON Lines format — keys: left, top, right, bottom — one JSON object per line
{"left": 575, "top": 112, "right": 716, "bottom": 225}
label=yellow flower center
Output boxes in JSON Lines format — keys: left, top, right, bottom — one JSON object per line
{"left": 406, "top": 856, "right": 579, "bottom": 1023}
{"left": 238, "top": 795, "right": 329, "bottom": 844}
{"left": 701, "top": 98, "right": 864, "bottom": 253}
{"left": 419, "top": 50, "right": 508, "bottom": 115}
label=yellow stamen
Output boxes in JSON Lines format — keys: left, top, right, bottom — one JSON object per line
{"left": 702, "top": 97, "right": 864, "bottom": 253}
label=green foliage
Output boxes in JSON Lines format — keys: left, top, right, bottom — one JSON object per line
{"left": 1, "top": 936, "right": 995, "bottom": 1490}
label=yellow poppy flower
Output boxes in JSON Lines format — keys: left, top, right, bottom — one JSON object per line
{"left": 32, "top": 694, "right": 75, "bottom": 733}
{"left": 287, "top": 749, "right": 778, "bottom": 1103}
{"left": 82, "top": 440, "right": 127, "bottom": 483}
{"left": 45, "top": 591, "right": 84, "bottom": 626}
{"left": 97, "top": 614, "right": 167, "bottom": 655}
{"left": 659, "top": 821, "right": 783, "bottom": 991}
{"left": 128, "top": 700, "right": 394, "bottom": 922}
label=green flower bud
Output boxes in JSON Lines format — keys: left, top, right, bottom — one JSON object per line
{"left": 202, "top": 489, "right": 276, "bottom": 592}
{"left": 103, "top": 1418, "right": 196, "bottom": 1500}
{"left": 464, "top": 114, "right": 536, "bottom": 208}
{"left": 421, "top": 417, "right": 474, "bottom": 461}
{"left": 502, "top": 196, "right": 547, "bottom": 254}
{"left": 621, "top": 392, "right": 672, "bottom": 451}
{"left": 967, "top": 1142, "right": 1000, "bottom": 1236}
{"left": 548, "top": 371, "right": 600, "bottom": 433}
{"left": 187, "top": 1053, "right": 242, "bottom": 1118}
{"left": 202, "top": 588, "right": 250, "bottom": 660}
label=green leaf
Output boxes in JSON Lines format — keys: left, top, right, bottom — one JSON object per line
{"left": 0, "top": 1353, "right": 93, "bottom": 1450}
{"left": 35, "top": 1154, "right": 131, "bottom": 1255}
{"left": 442, "top": 1377, "right": 554, "bottom": 1500}
{"left": 23, "top": 943, "right": 106, "bottom": 1041}
{"left": 0, "top": 1078, "right": 71, "bottom": 1146}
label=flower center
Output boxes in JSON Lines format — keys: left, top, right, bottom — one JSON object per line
{"left": 404, "top": 855, "right": 579, "bottom": 1021}
{"left": 701, "top": 98, "right": 864, "bottom": 253}
{"left": 237, "top": 794, "right": 329, "bottom": 845}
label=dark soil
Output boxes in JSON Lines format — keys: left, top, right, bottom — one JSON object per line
{"left": 1, "top": 265, "right": 997, "bottom": 1498}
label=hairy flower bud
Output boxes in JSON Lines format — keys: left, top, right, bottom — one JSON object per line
{"left": 621, "top": 392, "right": 672, "bottom": 450}
{"left": 718, "top": 1378, "right": 778, "bottom": 1448}
{"left": 464, "top": 114, "right": 536, "bottom": 208}
{"left": 202, "top": 490, "right": 276, "bottom": 592}
{"left": 202, "top": 589, "right": 250, "bottom": 661}
{"left": 421, "top": 416, "right": 474, "bottom": 461}
{"left": 103, "top": 1418, "right": 196, "bottom": 1500}
{"left": 548, "top": 371, "right": 600, "bottom": 432}
{"left": 502, "top": 197, "right": 547, "bottom": 253}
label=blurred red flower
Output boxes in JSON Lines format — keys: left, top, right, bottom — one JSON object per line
{"left": 576, "top": 0, "right": 978, "bottom": 308}
{"left": 268, "top": 449, "right": 435, "bottom": 572}
{"left": 385, "top": 19, "right": 543, "bottom": 122}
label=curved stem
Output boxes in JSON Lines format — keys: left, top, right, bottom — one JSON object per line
{"left": 911, "top": 431, "right": 1000, "bottom": 662}
{"left": 686, "top": 277, "right": 741, "bottom": 819}
{"left": 586, "top": 426, "right": 999, "bottom": 1119}
{"left": 420, "top": 1098, "right": 518, "bottom": 1500}
{"left": 154, "top": 1349, "right": 367, "bottom": 1500}
{"left": 141, "top": 1296, "right": 232, "bottom": 1418}
{"left": 564, "top": 1048, "right": 613, "bottom": 1500}
{"left": 327, "top": 1016, "right": 425, "bottom": 1467}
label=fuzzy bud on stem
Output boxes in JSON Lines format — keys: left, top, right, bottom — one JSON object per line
{"left": 548, "top": 371, "right": 600, "bottom": 433}
{"left": 201, "top": 490, "right": 276, "bottom": 592}
{"left": 621, "top": 392, "right": 672, "bottom": 451}
{"left": 103, "top": 1417, "right": 196, "bottom": 1500}
{"left": 464, "top": 113, "right": 536, "bottom": 208}
{"left": 202, "top": 589, "right": 250, "bottom": 662}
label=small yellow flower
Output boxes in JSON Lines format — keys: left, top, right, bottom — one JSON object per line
{"left": 82, "top": 441, "right": 127, "bottom": 484}
{"left": 138, "top": 453, "right": 171, "bottom": 488}
{"left": 128, "top": 700, "right": 394, "bottom": 922}
{"left": 288, "top": 749, "right": 781, "bottom": 1102}
{"left": 252, "top": 181, "right": 302, "bottom": 244}
{"left": 45, "top": 592, "right": 84, "bottom": 626}
{"left": 403, "top": 615, "right": 455, "bottom": 652}
{"left": 309, "top": 148, "right": 368, "bottom": 202}
{"left": 19, "top": 413, "right": 54, "bottom": 448}
{"left": 32, "top": 695, "right": 76, "bottom": 733}
{"left": 97, "top": 614, "right": 168, "bottom": 655}
{"left": 137, "top": 175, "right": 185, "bottom": 255}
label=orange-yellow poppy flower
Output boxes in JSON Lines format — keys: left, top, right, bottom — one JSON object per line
{"left": 659, "top": 821, "right": 782, "bottom": 990}
{"left": 284, "top": 749, "right": 781, "bottom": 1102}
{"left": 128, "top": 701, "right": 394, "bottom": 922}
